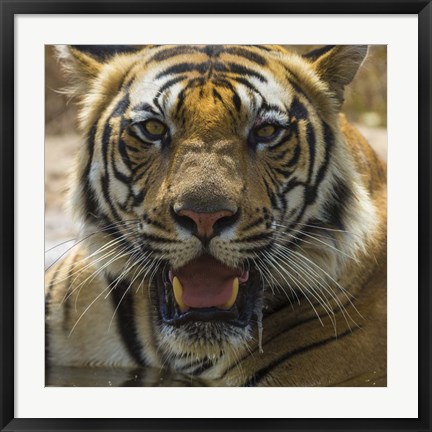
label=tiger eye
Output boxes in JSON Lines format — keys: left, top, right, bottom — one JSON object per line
{"left": 255, "top": 124, "right": 277, "bottom": 138}
{"left": 143, "top": 119, "right": 167, "bottom": 137}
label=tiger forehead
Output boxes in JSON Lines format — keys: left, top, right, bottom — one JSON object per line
{"left": 146, "top": 45, "right": 273, "bottom": 65}
{"left": 127, "top": 46, "right": 294, "bottom": 124}
{"left": 142, "top": 44, "right": 281, "bottom": 77}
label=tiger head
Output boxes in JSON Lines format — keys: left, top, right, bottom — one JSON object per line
{"left": 58, "top": 45, "right": 376, "bottom": 367}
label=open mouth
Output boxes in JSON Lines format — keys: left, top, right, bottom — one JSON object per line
{"left": 157, "top": 254, "right": 259, "bottom": 327}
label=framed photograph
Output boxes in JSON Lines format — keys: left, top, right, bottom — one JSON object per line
{"left": 1, "top": 1, "right": 431, "bottom": 431}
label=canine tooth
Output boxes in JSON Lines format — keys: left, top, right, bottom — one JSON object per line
{"left": 172, "top": 277, "right": 188, "bottom": 312}
{"left": 222, "top": 277, "right": 239, "bottom": 310}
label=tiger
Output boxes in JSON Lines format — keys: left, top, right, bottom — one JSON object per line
{"left": 45, "top": 44, "right": 387, "bottom": 387}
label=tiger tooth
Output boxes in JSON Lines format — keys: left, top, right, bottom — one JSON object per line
{"left": 172, "top": 276, "right": 188, "bottom": 312}
{"left": 222, "top": 277, "right": 239, "bottom": 310}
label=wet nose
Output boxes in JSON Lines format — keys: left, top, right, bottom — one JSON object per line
{"left": 174, "top": 208, "right": 238, "bottom": 241}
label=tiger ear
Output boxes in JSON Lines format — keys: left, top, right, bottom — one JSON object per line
{"left": 54, "top": 45, "right": 141, "bottom": 96}
{"left": 304, "top": 45, "right": 368, "bottom": 108}
{"left": 55, "top": 45, "right": 104, "bottom": 95}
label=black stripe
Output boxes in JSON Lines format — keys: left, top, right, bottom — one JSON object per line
{"left": 229, "top": 76, "right": 265, "bottom": 100}
{"left": 190, "top": 358, "right": 216, "bottom": 376}
{"left": 286, "top": 67, "right": 317, "bottom": 104}
{"left": 200, "top": 45, "right": 224, "bottom": 57}
{"left": 263, "top": 163, "right": 280, "bottom": 189}
{"left": 306, "top": 122, "right": 316, "bottom": 184}
{"left": 101, "top": 121, "right": 112, "bottom": 171}
{"left": 290, "top": 97, "right": 308, "bottom": 120}
{"left": 110, "top": 278, "right": 147, "bottom": 367}
{"left": 278, "top": 187, "right": 289, "bottom": 216}
{"left": 244, "top": 328, "right": 356, "bottom": 386}
{"left": 125, "top": 143, "right": 142, "bottom": 154}
{"left": 174, "top": 88, "right": 186, "bottom": 117}
{"left": 140, "top": 233, "right": 179, "bottom": 244}
{"left": 263, "top": 176, "right": 279, "bottom": 210}
{"left": 212, "top": 88, "right": 223, "bottom": 103}
{"left": 312, "top": 122, "right": 334, "bottom": 188}
{"left": 142, "top": 214, "right": 168, "bottom": 231}
{"left": 272, "top": 165, "right": 295, "bottom": 180}
{"left": 305, "top": 121, "right": 334, "bottom": 206}
{"left": 152, "top": 95, "right": 163, "bottom": 114}
{"left": 176, "top": 356, "right": 212, "bottom": 373}
{"left": 242, "top": 217, "right": 264, "bottom": 233}
{"left": 132, "top": 102, "right": 159, "bottom": 116}
{"left": 96, "top": 213, "right": 114, "bottom": 229}
{"left": 118, "top": 138, "right": 132, "bottom": 169}
{"left": 147, "top": 46, "right": 200, "bottom": 63}
{"left": 232, "top": 92, "right": 241, "bottom": 112}
{"left": 225, "top": 62, "right": 267, "bottom": 83}
{"left": 212, "top": 77, "right": 235, "bottom": 92}
{"left": 282, "top": 177, "right": 305, "bottom": 196}
{"left": 128, "top": 128, "right": 157, "bottom": 147}
{"left": 155, "top": 62, "right": 210, "bottom": 79}
{"left": 132, "top": 157, "right": 153, "bottom": 179}
{"left": 286, "top": 141, "right": 301, "bottom": 167}
{"left": 270, "top": 141, "right": 300, "bottom": 177}
{"left": 110, "top": 129, "right": 132, "bottom": 186}
{"left": 287, "top": 78, "right": 309, "bottom": 102}
{"left": 131, "top": 175, "right": 157, "bottom": 207}
{"left": 303, "top": 45, "right": 336, "bottom": 62}
{"left": 227, "top": 106, "right": 238, "bottom": 125}
{"left": 101, "top": 173, "right": 121, "bottom": 220}
{"left": 82, "top": 125, "right": 99, "bottom": 221}
{"left": 322, "top": 177, "right": 351, "bottom": 230}
{"left": 184, "top": 76, "right": 206, "bottom": 89}
{"left": 112, "top": 92, "right": 130, "bottom": 117}
{"left": 267, "top": 127, "right": 296, "bottom": 155}
{"left": 264, "top": 179, "right": 279, "bottom": 210}
{"left": 260, "top": 102, "right": 285, "bottom": 114}
{"left": 111, "top": 157, "right": 131, "bottom": 184}
{"left": 131, "top": 188, "right": 146, "bottom": 207}
{"left": 158, "top": 75, "right": 187, "bottom": 94}
{"left": 250, "top": 45, "right": 274, "bottom": 52}
{"left": 148, "top": 220, "right": 169, "bottom": 231}
{"left": 224, "top": 47, "right": 267, "bottom": 66}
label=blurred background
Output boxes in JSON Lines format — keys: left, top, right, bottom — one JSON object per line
{"left": 45, "top": 45, "right": 387, "bottom": 264}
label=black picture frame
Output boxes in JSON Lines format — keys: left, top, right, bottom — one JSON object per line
{"left": 1, "top": 1, "right": 431, "bottom": 431}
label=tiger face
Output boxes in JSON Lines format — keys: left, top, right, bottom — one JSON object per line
{"left": 57, "top": 45, "right": 377, "bottom": 366}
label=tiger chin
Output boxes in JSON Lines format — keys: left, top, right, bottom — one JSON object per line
{"left": 46, "top": 44, "right": 387, "bottom": 387}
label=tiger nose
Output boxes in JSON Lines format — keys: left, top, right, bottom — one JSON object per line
{"left": 175, "top": 209, "right": 238, "bottom": 241}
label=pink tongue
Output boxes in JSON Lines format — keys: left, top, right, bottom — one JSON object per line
{"left": 172, "top": 255, "right": 248, "bottom": 309}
